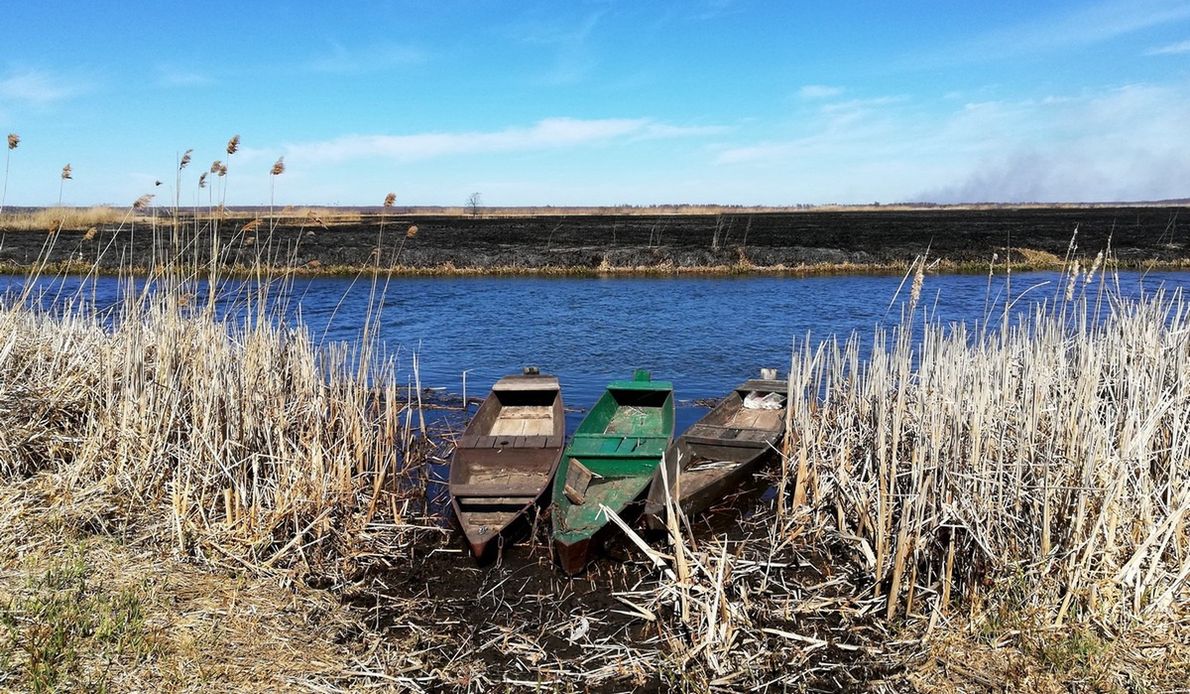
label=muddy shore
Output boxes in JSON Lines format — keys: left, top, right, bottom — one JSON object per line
{"left": 2, "top": 206, "right": 1186, "bottom": 275}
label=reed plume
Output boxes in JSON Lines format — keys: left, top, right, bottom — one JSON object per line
{"left": 1086, "top": 250, "right": 1104, "bottom": 284}
{"left": 133, "top": 194, "right": 154, "bottom": 211}
{"left": 242, "top": 218, "right": 261, "bottom": 234}
{"left": 1, "top": 132, "right": 18, "bottom": 217}
{"left": 179, "top": 149, "right": 193, "bottom": 171}
{"left": 378, "top": 193, "right": 396, "bottom": 256}
{"left": 406, "top": 224, "right": 419, "bottom": 239}
{"left": 57, "top": 163, "right": 73, "bottom": 206}
{"left": 907, "top": 254, "right": 925, "bottom": 318}
{"left": 227, "top": 134, "right": 240, "bottom": 156}
{"left": 210, "top": 160, "right": 222, "bottom": 174}
{"left": 269, "top": 158, "right": 284, "bottom": 232}
{"left": 83, "top": 226, "right": 98, "bottom": 241}
{"left": 198, "top": 172, "right": 208, "bottom": 189}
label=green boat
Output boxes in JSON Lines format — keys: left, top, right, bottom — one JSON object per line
{"left": 552, "top": 370, "right": 674, "bottom": 574}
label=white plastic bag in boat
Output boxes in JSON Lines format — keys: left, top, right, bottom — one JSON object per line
{"left": 743, "top": 391, "right": 786, "bottom": 410}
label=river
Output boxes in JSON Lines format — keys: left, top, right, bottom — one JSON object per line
{"left": 5, "top": 269, "right": 1189, "bottom": 433}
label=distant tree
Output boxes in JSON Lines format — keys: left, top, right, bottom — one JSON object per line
{"left": 467, "top": 192, "right": 482, "bottom": 218}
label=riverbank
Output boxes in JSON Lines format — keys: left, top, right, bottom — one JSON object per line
{"left": 1, "top": 206, "right": 1186, "bottom": 276}
{"left": 1, "top": 261, "right": 1186, "bottom": 692}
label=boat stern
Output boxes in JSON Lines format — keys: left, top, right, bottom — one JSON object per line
{"left": 554, "top": 535, "right": 592, "bottom": 575}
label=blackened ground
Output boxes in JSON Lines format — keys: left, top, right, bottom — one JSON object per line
{"left": 3, "top": 207, "right": 1186, "bottom": 274}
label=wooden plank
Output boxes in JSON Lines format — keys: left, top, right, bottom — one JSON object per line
{"left": 738, "top": 429, "right": 778, "bottom": 443}
{"left": 522, "top": 419, "right": 553, "bottom": 436}
{"left": 683, "top": 434, "right": 770, "bottom": 449}
{"left": 457, "top": 495, "right": 535, "bottom": 507}
{"left": 453, "top": 483, "right": 543, "bottom": 498}
{"left": 492, "top": 376, "right": 560, "bottom": 391}
{"left": 564, "top": 458, "right": 597, "bottom": 504}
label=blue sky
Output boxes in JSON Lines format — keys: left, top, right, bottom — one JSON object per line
{"left": 2, "top": 0, "right": 1189, "bottom": 206}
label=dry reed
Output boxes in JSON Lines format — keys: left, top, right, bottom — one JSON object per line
{"left": 0, "top": 206, "right": 125, "bottom": 231}
{"left": 0, "top": 132, "right": 16, "bottom": 218}
{"left": 0, "top": 275, "right": 433, "bottom": 582}
{"left": 0, "top": 265, "right": 1184, "bottom": 690}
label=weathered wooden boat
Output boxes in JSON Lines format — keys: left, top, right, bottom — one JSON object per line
{"left": 644, "top": 374, "right": 788, "bottom": 530}
{"left": 552, "top": 370, "right": 674, "bottom": 574}
{"left": 450, "top": 369, "right": 565, "bottom": 562}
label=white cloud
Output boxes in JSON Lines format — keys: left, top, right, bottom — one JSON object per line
{"left": 1147, "top": 39, "right": 1190, "bottom": 54}
{"left": 287, "top": 117, "right": 727, "bottom": 164}
{"left": 715, "top": 82, "right": 1190, "bottom": 203}
{"left": 797, "top": 85, "right": 843, "bottom": 99}
{"left": 907, "top": 0, "right": 1190, "bottom": 68}
{"left": 922, "top": 84, "right": 1190, "bottom": 202}
{"left": 504, "top": 12, "right": 604, "bottom": 86}
{"left": 0, "top": 69, "right": 87, "bottom": 106}
{"left": 716, "top": 96, "right": 911, "bottom": 164}
{"left": 306, "top": 41, "right": 426, "bottom": 75}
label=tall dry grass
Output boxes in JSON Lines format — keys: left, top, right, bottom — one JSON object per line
{"left": 0, "top": 273, "right": 433, "bottom": 579}
{"left": 781, "top": 291, "right": 1188, "bottom": 627}
{"left": 0, "top": 206, "right": 127, "bottom": 232}
{"left": 631, "top": 281, "right": 1189, "bottom": 688}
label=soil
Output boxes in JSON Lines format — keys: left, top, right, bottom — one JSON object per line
{"left": 2, "top": 207, "right": 1187, "bottom": 274}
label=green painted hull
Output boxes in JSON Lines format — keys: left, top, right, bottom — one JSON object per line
{"left": 552, "top": 372, "right": 674, "bottom": 573}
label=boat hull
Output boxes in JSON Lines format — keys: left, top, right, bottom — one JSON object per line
{"left": 644, "top": 378, "right": 787, "bottom": 530}
{"left": 554, "top": 536, "right": 592, "bottom": 575}
{"left": 550, "top": 371, "right": 675, "bottom": 573}
{"left": 449, "top": 372, "right": 564, "bottom": 562}
{"left": 643, "top": 444, "right": 771, "bottom": 531}
{"left": 453, "top": 494, "right": 548, "bottom": 565}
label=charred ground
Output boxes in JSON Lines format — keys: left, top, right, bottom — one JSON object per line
{"left": 1, "top": 206, "right": 1186, "bottom": 274}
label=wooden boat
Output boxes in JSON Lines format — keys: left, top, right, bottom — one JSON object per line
{"left": 552, "top": 370, "right": 674, "bottom": 574}
{"left": 643, "top": 375, "right": 788, "bottom": 530}
{"left": 450, "top": 369, "right": 565, "bottom": 562}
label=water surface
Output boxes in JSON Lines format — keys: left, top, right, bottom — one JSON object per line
{"left": 4, "top": 270, "right": 1188, "bottom": 432}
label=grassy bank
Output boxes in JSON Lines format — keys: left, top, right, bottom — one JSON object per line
{"left": 1, "top": 256, "right": 1187, "bottom": 691}
{"left": 15, "top": 256, "right": 1190, "bottom": 281}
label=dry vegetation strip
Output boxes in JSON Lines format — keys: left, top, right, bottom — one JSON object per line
{"left": 0, "top": 261, "right": 1187, "bottom": 691}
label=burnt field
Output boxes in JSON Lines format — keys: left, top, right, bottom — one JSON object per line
{"left": 2, "top": 206, "right": 1187, "bottom": 274}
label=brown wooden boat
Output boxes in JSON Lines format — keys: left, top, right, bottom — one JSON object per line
{"left": 643, "top": 375, "right": 788, "bottom": 530}
{"left": 450, "top": 370, "right": 565, "bottom": 562}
